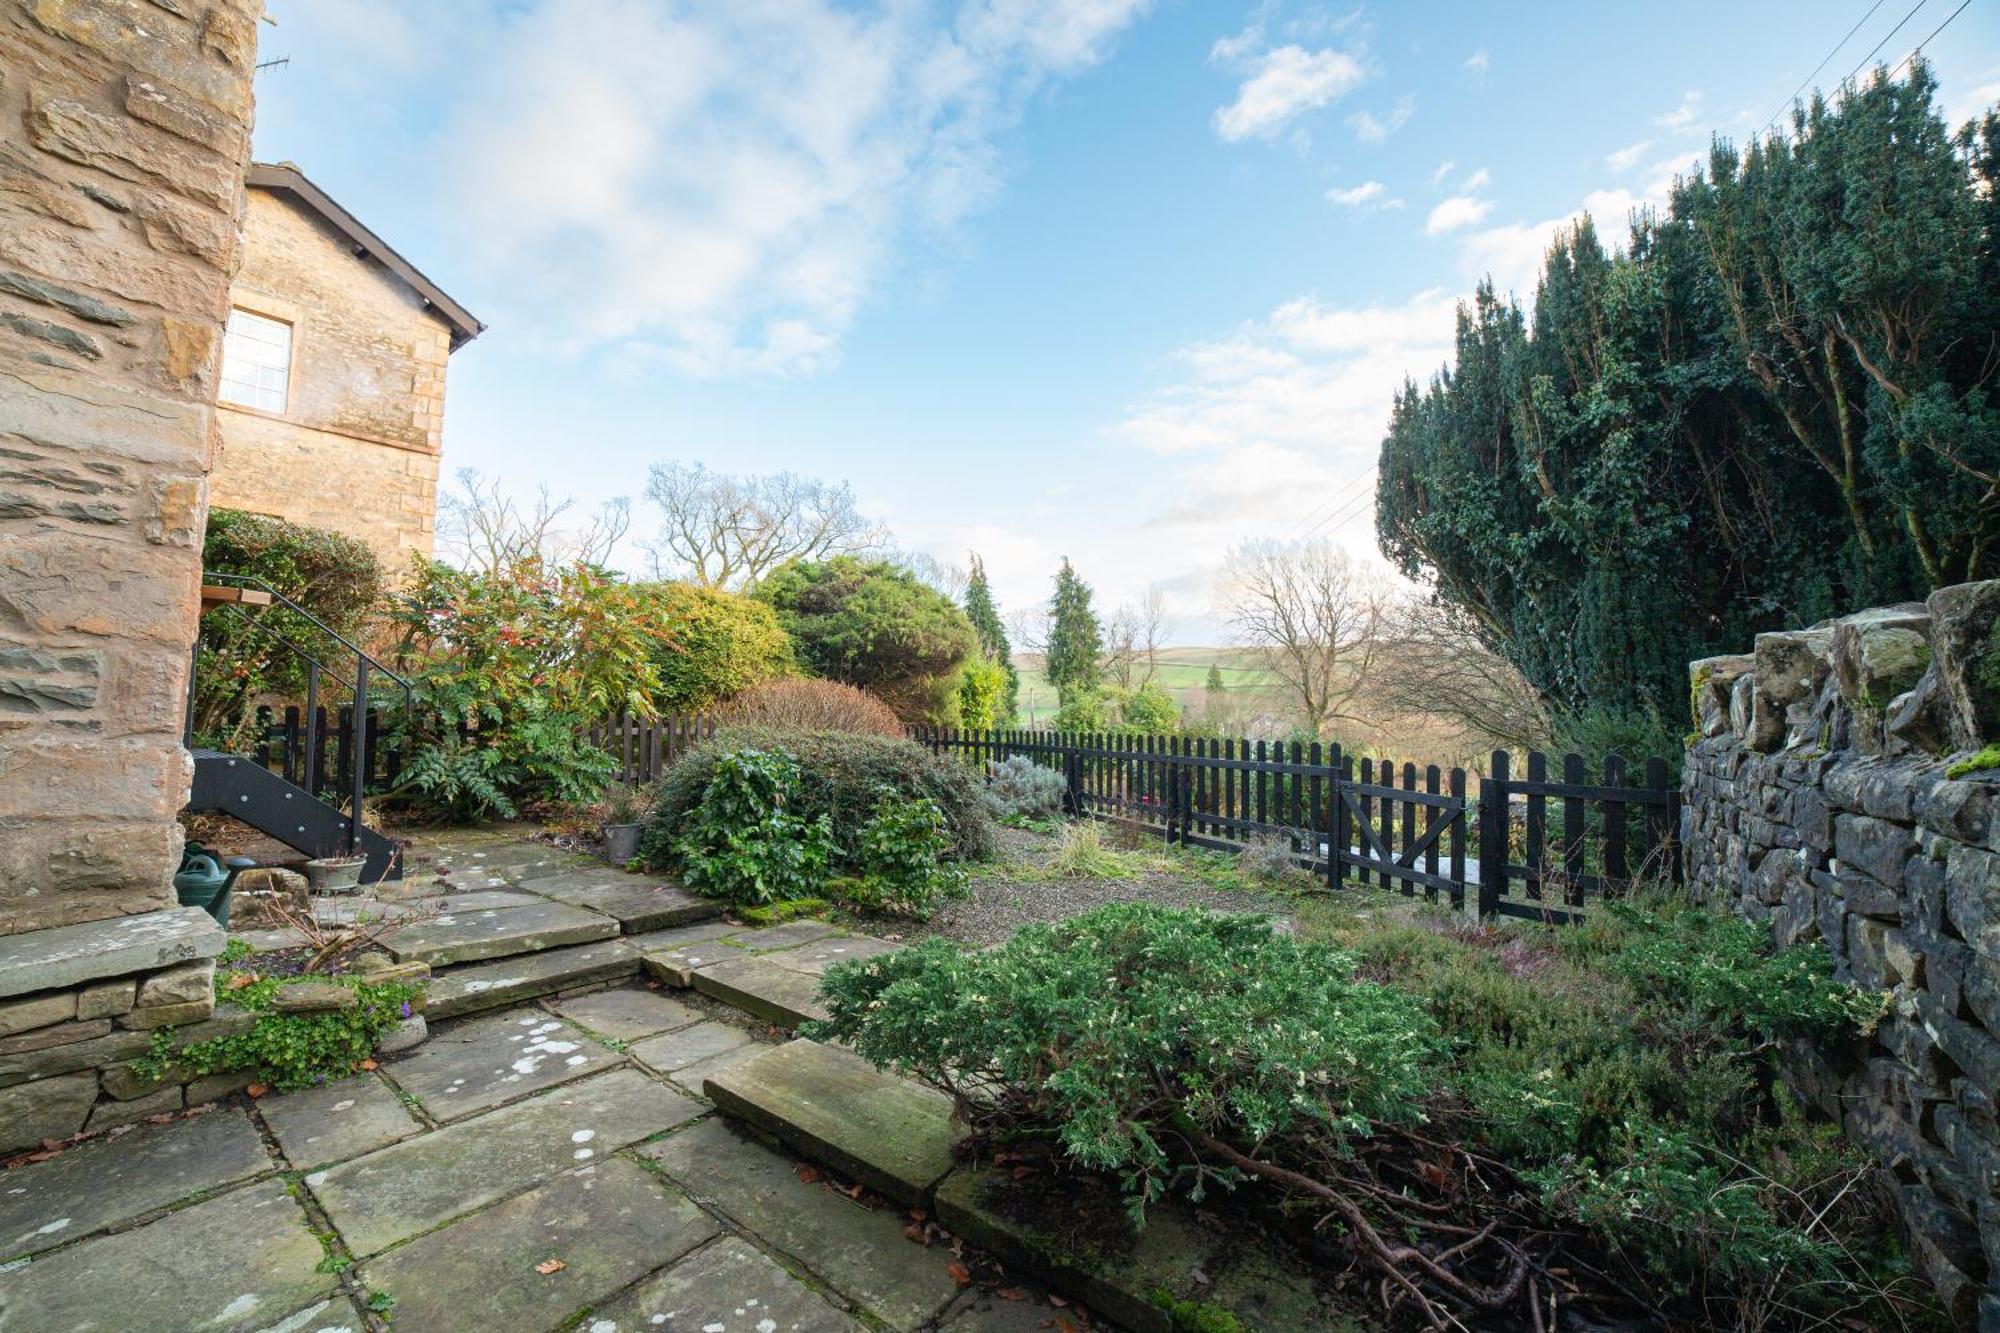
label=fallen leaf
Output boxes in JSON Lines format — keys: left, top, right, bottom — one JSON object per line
{"left": 534, "top": 1259, "right": 566, "bottom": 1275}
{"left": 226, "top": 973, "right": 259, "bottom": 990}
{"left": 246, "top": 1082, "right": 269, "bottom": 1098}
{"left": 794, "top": 1165, "right": 822, "bottom": 1185}
{"left": 947, "top": 1261, "right": 972, "bottom": 1286}
{"left": 843, "top": 1183, "right": 865, "bottom": 1200}
{"left": 1011, "top": 1166, "right": 1037, "bottom": 1180}
{"left": 998, "top": 1287, "right": 1027, "bottom": 1301}
{"left": 903, "top": 1223, "right": 927, "bottom": 1244}
{"left": 357, "top": 1059, "right": 378, "bottom": 1071}
{"left": 1048, "top": 1295, "right": 1070, "bottom": 1307}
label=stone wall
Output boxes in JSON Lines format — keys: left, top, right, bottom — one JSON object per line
{"left": 208, "top": 184, "right": 455, "bottom": 570}
{"left": 1683, "top": 579, "right": 2000, "bottom": 1327}
{"left": 0, "top": 0, "right": 262, "bottom": 932}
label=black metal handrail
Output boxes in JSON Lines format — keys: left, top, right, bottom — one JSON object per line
{"left": 188, "top": 571, "right": 414, "bottom": 852}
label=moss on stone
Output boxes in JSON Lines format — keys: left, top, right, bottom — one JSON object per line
{"left": 1945, "top": 744, "right": 2000, "bottom": 779}
{"left": 1151, "top": 1288, "right": 1250, "bottom": 1333}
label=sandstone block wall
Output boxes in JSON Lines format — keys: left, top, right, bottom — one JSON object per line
{"left": 208, "top": 184, "right": 456, "bottom": 571}
{"left": 1683, "top": 579, "right": 2000, "bottom": 1326}
{"left": 0, "top": 0, "right": 262, "bottom": 933}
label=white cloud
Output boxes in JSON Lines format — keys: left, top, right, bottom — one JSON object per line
{"left": 1347, "top": 94, "right": 1414, "bottom": 142}
{"left": 1656, "top": 90, "right": 1702, "bottom": 131}
{"left": 1425, "top": 195, "right": 1492, "bottom": 235}
{"left": 284, "top": 0, "right": 1152, "bottom": 377}
{"left": 1429, "top": 159, "right": 1456, "bottom": 188}
{"left": 1463, "top": 49, "right": 1489, "bottom": 75}
{"left": 1212, "top": 42, "right": 1370, "bottom": 142}
{"left": 1460, "top": 166, "right": 1491, "bottom": 191}
{"left": 1325, "top": 180, "right": 1400, "bottom": 209}
{"left": 1605, "top": 139, "right": 1653, "bottom": 171}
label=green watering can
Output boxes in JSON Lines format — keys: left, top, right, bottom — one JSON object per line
{"left": 175, "top": 843, "right": 256, "bottom": 929}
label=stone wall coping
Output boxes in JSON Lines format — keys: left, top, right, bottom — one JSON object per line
{"left": 0, "top": 909, "right": 225, "bottom": 999}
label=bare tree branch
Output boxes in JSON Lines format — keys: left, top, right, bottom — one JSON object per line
{"left": 1219, "top": 539, "right": 1390, "bottom": 738}
{"left": 436, "top": 469, "right": 630, "bottom": 575}
{"left": 1373, "top": 595, "right": 1553, "bottom": 752}
{"left": 641, "top": 463, "right": 887, "bottom": 590}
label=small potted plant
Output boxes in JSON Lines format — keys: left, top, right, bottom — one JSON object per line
{"left": 599, "top": 784, "right": 646, "bottom": 865}
{"left": 304, "top": 852, "right": 367, "bottom": 894}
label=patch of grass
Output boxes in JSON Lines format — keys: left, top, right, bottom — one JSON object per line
{"left": 1023, "top": 821, "right": 1176, "bottom": 880}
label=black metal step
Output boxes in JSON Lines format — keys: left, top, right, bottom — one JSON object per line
{"left": 189, "top": 750, "right": 401, "bottom": 883}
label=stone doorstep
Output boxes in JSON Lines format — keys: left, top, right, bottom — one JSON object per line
{"left": 0, "top": 908, "right": 225, "bottom": 1000}
{"left": 691, "top": 955, "right": 831, "bottom": 1029}
{"left": 704, "top": 1039, "right": 961, "bottom": 1210}
{"left": 424, "top": 939, "right": 640, "bottom": 1020}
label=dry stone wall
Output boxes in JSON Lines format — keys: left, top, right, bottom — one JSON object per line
{"left": 0, "top": 0, "right": 261, "bottom": 931}
{"left": 1683, "top": 579, "right": 2000, "bottom": 1327}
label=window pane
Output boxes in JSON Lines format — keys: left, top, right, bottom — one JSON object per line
{"left": 219, "top": 308, "right": 291, "bottom": 412}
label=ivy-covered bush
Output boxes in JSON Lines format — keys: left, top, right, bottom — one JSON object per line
{"left": 840, "top": 792, "right": 968, "bottom": 917}
{"left": 194, "top": 508, "right": 382, "bottom": 741}
{"left": 672, "top": 748, "right": 832, "bottom": 906}
{"left": 809, "top": 903, "right": 1441, "bottom": 1217}
{"left": 983, "top": 754, "right": 1067, "bottom": 821}
{"left": 638, "top": 581, "right": 795, "bottom": 711}
{"left": 643, "top": 726, "right": 996, "bottom": 868}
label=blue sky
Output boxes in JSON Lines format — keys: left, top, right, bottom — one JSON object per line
{"left": 251, "top": 0, "right": 2000, "bottom": 641}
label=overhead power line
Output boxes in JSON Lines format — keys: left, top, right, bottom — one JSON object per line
{"left": 1765, "top": 0, "right": 1888, "bottom": 131}
{"left": 1842, "top": 0, "right": 1931, "bottom": 87}
{"left": 1887, "top": 0, "right": 1974, "bottom": 80}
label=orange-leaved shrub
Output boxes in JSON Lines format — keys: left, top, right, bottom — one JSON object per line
{"left": 717, "top": 678, "right": 904, "bottom": 737}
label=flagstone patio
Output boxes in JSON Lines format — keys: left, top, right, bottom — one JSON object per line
{"left": 0, "top": 830, "right": 1087, "bottom": 1333}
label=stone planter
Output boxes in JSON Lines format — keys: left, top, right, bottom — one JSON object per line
{"left": 600, "top": 823, "right": 643, "bottom": 864}
{"left": 304, "top": 856, "right": 366, "bottom": 894}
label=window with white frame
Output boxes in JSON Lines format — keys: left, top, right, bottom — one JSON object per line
{"left": 218, "top": 308, "right": 292, "bottom": 413}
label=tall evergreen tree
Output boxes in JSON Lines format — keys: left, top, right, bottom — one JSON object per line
{"left": 1376, "top": 64, "right": 1999, "bottom": 725}
{"left": 1045, "top": 558, "right": 1103, "bottom": 706}
{"left": 1205, "top": 664, "right": 1225, "bottom": 694}
{"left": 962, "top": 554, "right": 1018, "bottom": 724}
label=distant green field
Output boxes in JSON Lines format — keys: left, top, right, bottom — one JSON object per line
{"left": 1013, "top": 647, "right": 1281, "bottom": 725}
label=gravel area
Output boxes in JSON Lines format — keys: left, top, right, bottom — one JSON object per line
{"left": 915, "top": 825, "right": 1302, "bottom": 947}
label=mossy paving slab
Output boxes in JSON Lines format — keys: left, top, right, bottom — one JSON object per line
{"left": 357, "top": 1157, "right": 717, "bottom": 1332}
{"left": 766, "top": 934, "right": 902, "bottom": 976}
{"left": 551, "top": 985, "right": 705, "bottom": 1042}
{"left": 425, "top": 938, "right": 639, "bottom": 1019}
{"left": 933, "top": 1167, "right": 1327, "bottom": 1333}
{"left": 381, "top": 900, "right": 618, "bottom": 966}
{"left": 588, "top": 1234, "right": 865, "bottom": 1333}
{"left": 259, "top": 1073, "right": 423, "bottom": 1170}
{"left": 385, "top": 1009, "right": 622, "bottom": 1121}
{"left": 642, "top": 1117, "right": 959, "bottom": 1331}
{"left": 667, "top": 1035, "right": 776, "bottom": 1095}
{"left": 705, "top": 1039, "right": 961, "bottom": 1208}
{"left": 692, "top": 955, "right": 832, "bottom": 1028}
{"left": 0, "top": 1108, "right": 270, "bottom": 1259}
{"left": 0, "top": 1178, "right": 334, "bottom": 1332}
{"left": 726, "top": 920, "right": 845, "bottom": 952}
{"left": 305, "top": 1067, "right": 701, "bottom": 1257}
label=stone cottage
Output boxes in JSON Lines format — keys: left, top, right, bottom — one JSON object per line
{"left": 207, "top": 161, "right": 483, "bottom": 572}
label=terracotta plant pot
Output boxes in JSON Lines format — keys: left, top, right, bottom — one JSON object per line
{"left": 600, "top": 823, "right": 643, "bottom": 865}
{"left": 304, "top": 856, "right": 366, "bottom": 894}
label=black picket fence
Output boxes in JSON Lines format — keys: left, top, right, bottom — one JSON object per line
{"left": 912, "top": 728, "right": 1681, "bottom": 922}
{"left": 236, "top": 702, "right": 402, "bottom": 800}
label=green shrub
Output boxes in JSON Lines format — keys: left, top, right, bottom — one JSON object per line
{"left": 638, "top": 582, "right": 794, "bottom": 711}
{"left": 954, "top": 656, "right": 1011, "bottom": 731}
{"left": 845, "top": 792, "right": 967, "bottom": 917}
{"left": 1117, "top": 680, "right": 1180, "bottom": 733}
{"left": 983, "top": 754, "right": 1067, "bottom": 820}
{"left": 672, "top": 748, "right": 833, "bottom": 906}
{"left": 138, "top": 967, "right": 420, "bottom": 1093}
{"left": 808, "top": 903, "right": 1441, "bottom": 1219}
{"left": 756, "top": 556, "right": 978, "bottom": 724}
{"left": 195, "top": 508, "right": 382, "bottom": 741}
{"left": 717, "top": 678, "right": 903, "bottom": 736}
{"left": 643, "top": 726, "right": 996, "bottom": 869}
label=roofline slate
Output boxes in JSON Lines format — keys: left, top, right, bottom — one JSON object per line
{"left": 247, "top": 162, "right": 486, "bottom": 350}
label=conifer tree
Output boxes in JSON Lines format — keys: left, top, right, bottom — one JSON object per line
{"left": 1205, "top": 664, "right": 1225, "bottom": 694}
{"left": 962, "top": 554, "right": 1018, "bottom": 724}
{"left": 1045, "top": 558, "right": 1103, "bottom": 706}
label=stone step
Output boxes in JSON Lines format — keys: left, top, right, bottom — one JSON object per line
{"left": 690, "top": 954, "right": 831, "bottom": 1028}
{"left": 381, "top": 899, "right": 618, "bottom": 967}
{"left": 524, "top": 872, "right": 725, "bottom": 933}
{"left": 425, "top": 939, "right": 640, "bottom": 1019}
{"left": 704, "top": 1039, "right": 962, "bottom": 1208}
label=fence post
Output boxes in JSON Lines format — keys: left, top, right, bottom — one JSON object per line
{"left": 1477, "top": 749, "right": 1507, "bottom": 919}
{"left": 1065, "top": 734, "right": 1083, "bottom": 817}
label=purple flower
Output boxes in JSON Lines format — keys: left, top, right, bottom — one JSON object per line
{"left": 400, "top": 1001, "right": 412, "bottom": 1018}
